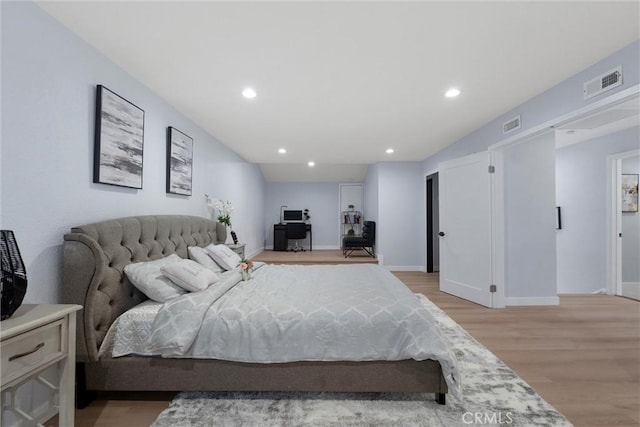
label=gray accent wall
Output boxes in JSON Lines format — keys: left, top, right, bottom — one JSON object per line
{"left": 1, "top": 2, "right": 266, "bottom": 304}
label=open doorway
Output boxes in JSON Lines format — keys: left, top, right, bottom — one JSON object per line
{"left": 426, "top": 173, "right": 439, "bottom": 273}
{"left": 609, "top": 150, "right": 640, "bottom": 300}
{"left": 554, "top": 96, "right": 639, "bottom": 296}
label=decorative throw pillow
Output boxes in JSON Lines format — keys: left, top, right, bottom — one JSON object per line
{"left": 161, "top": 259, "right": 220, "bottom": 292}
{"left": 206, "top": 244, "right": 242, "bottom": 271}
{"left": 123, "top": 254, "right": 187, "bottom": 302}
{"left": 188, "top": 245, "right": 223, "bottom": 273}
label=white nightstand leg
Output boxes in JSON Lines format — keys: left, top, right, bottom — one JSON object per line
{"left": 59, "top": 312, "right": 77, "bottom": 426}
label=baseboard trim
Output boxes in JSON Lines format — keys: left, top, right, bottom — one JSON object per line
{"left": 246, "top": 246, "right": 264, "bottom": 259}
{"left": 384, "top": 265, "right": 425, "bottom": 272}
{"left": 621, "top": 282, "right": 640, "bottom": 300}
{"left": 505, "top": 296, "right": 560, "bottom": 306}
{"left": 263, "top": 245, "right": 340, "bottom": 251}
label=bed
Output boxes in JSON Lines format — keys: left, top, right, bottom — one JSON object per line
{"left": 62, "top": 215, "right": 455, "bottom": 406}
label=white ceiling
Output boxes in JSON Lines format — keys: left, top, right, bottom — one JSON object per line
{"left": 36, "top": 1, "right": 640, "bottom": 182}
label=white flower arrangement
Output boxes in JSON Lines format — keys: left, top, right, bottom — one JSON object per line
{"left": 205, "top": 194, "right": 234, "bottom": 227}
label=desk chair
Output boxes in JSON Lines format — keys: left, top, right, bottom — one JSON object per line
{"left": 286, "top": 223, "right": 307, "bottom": 252}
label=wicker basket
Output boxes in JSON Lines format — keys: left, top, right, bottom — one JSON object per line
{"left": 1, "top": 230, "right": 27, "bottom": 321}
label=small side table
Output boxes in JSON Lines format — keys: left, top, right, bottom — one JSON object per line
{"left": 1, "top": 304, "right": 82, "bottom": 426}
{"left": 226, "top": 243, "right": 246, "bottom": 259}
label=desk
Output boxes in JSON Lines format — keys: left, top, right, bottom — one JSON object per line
{"left": 274, "top": 223, "right": 312, "bottom": 251}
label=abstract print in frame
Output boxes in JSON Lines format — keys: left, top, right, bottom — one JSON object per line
{"left": 93, "top": 85, "right": 145, "bottom": 189}
{"left": 166, "top": 127, "right": 193, "bottom": 196}
{"left": 621, "top": 174, "right": 638, "bottom": 213}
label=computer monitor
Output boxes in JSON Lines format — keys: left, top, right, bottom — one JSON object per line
{"left": 283, "top": 210, "right": 303, "bottom": 222}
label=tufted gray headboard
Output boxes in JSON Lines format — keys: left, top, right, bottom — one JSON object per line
{"left": 62, "top": 215, "right": 225, "bottom": 362}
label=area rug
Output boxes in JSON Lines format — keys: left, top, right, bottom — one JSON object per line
{"left": 152, "top": 295, "right": 572, "bottom": 426}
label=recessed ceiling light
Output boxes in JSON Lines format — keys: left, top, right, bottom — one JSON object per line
{"left": 445, "top": 88, "right": 460, "bottom": 98}
{"left": 278, "top": 148, "right": 287, "bottom": 154}
{"left": 386, "top": 148, "right": 394, "bottom": 154}
{"left": 308, "top": 161, "right": 315, "bottom": 167}
{"left": 242, "top": 88, "right": 257, "bottom": 99}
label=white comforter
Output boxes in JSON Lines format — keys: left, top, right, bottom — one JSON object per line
{"left": 143, "top": 263, "right": 459, "bottom": 395}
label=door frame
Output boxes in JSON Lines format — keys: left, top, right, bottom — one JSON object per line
{"left": 490, "top": 150, "right": 505, "bottom": 308}
{"left": 607, "top": 148, "right": 640, "bottom": 295}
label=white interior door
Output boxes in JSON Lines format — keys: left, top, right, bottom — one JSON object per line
{"left": 439, "top": 151, "right": 495, "bottom": 307}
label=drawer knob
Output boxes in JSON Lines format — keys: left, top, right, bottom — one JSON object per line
{"left": 8, "top": 342, "right": 45, "bottom": 361}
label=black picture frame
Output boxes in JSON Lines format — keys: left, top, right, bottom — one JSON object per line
{"left": 94, "top": 85, "right": 145, "bottom": 189}
{"left": 556, "top": 206, "right": 562, "bottom": 230}
{"left": 166, "top": 127, "right": 193, "bottom": 196}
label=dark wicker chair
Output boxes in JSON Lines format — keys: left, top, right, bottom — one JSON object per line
{"left": 343, "top": 221, "right": 375, "bottom": 258}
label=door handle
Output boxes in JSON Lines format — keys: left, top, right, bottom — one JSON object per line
{"left": 438, "top": 232, "right": 445, "bottom": 237}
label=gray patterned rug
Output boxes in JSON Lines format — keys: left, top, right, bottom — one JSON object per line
{"left": 152, "top": 295, "right": 572, "bottom": 426}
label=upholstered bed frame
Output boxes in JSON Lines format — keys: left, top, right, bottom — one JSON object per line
{"left": 62, "top": 215, "right": 447, "bottom": 405}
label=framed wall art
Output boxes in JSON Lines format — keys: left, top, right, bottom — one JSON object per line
{"left": 166, "top": 127, "right": 193, "bottom": 196}
{"left": 93, "top": 85, "right": 145, "bottom": 189}
{"left": 622, "top": 174, "right": 639, "bottom": 213}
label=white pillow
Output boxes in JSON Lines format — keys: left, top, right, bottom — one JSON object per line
{"left": 206, "top": 244, "right": 242, "bottom": 271}
{"left": 124, "top": 254, "right": 186, "bottom": 302}
{"left": 188, "top": 245, "right": 223, "bottom": 273}
{"left": 161, "top": 259, "right": 220, "bottom": 292}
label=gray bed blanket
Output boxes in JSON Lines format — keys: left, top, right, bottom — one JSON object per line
{"left": 148, "top": 263, "right": 459, "bottom": 396}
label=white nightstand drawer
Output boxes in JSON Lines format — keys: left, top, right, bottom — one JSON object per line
{"left": 1, "top": 318, "right": 65, "bottom": 387}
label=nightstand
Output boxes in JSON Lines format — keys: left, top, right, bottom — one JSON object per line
{"left": 1, "top": 304, "right": 81, "bottom": 426}
{"left": 226, "top": 243, "right": 245, "bottom": 258}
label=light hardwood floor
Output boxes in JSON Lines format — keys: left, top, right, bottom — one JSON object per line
{"left": 51, "top": 251, "right": 639, "bottom": 427}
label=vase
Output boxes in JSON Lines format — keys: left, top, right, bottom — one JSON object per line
{"left": 241, "top": 269, "right": 251, "bottom": 281}
{"left": 216, "top": 222, "right": 227, "bottom": 244}
{"left": 1, "top": 230, "right": 27, "bottom": 320}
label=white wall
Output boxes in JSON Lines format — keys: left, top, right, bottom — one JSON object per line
{"left": 264, "top": 182, "right": 340, "bottom": 249}
{"left": 621, "top": 155, "right": 640, "bottom": 284}
{"left": 377, "top": 162, "right": 425, "bottom": 270}
{"left": 1, "top": 2, "right": 266, "bottom": 305}
{"left": 503, "top": 132, "right": 558, "bottom": 301}
{"left": 555, "top": 126, "right": 640, "bottom": 293}
{"left": 363, "top": 164, "right": 379, "bottom": 224}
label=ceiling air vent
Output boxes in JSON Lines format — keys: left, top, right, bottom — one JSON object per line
{"left": 584, "top": 66, "right": 622, "bottom": 100}
{"left": 503, "top": 115, "right": 521, "bottom": 134}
